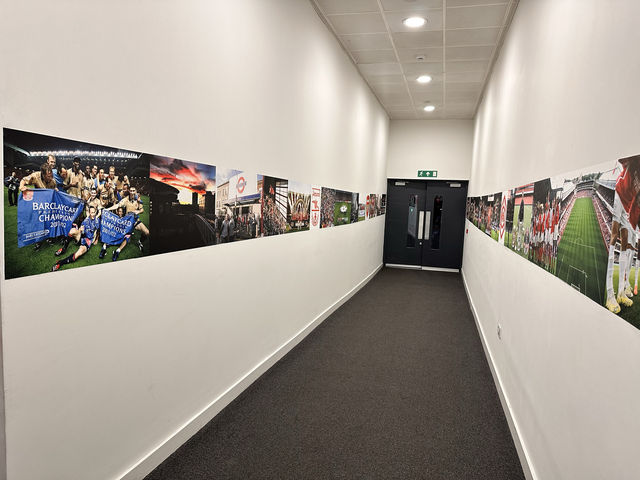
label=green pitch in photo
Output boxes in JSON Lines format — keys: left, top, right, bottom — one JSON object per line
{"left": 4, "top": 187, "right": 150, "bottom": 279}
{"left": 555, "top": 196, "right": 608, "bottom": 307}
{"left": 333, "top": 202, "right": 351, "bottom": 226}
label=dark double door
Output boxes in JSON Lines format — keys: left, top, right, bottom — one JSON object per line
{"left": 384, "top": 180, "right": 468, "bottom": 269}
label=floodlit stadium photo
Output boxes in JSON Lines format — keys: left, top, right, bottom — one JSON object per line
{"left": 4, "top": 128, "right": 150, "bottom": 279}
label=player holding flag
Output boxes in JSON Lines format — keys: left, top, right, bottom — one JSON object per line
{"left": 51, "top": 205, "right": 100, "bottom": 271}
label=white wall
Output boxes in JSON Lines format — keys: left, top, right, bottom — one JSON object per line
{"left": 464, "top": 1, "right": 640, "bottom": 479}
{"left": 0, "top": 1, "right": 389, "bottom": 479}
{"left": 386, "top": 119, "right": 472, "bottom": 180}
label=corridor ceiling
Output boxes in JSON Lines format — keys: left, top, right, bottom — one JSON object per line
{"left": 311, "top": 0, "right": 518, "bottom": 119}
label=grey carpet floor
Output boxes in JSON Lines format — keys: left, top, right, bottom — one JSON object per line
{"left": 145, "top": 268, "right": 525, "bottom": 480}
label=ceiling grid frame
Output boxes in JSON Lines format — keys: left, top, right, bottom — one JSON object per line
{"left": 310, "top": 0, "right": 519, "bottom": 120}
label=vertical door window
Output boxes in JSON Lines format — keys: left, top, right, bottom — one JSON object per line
{"left": 407, "top": 194, "right": 418, "bottom": 247}
{"left": 431, "top": 195, "right": 443, "bottom": 249}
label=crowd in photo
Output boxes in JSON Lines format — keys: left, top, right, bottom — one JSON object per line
{"left": 262, "top": 194, "right": 286, "bottom": 235}
{"left": 321, "top": 188, "right": 336, "bottom": 228}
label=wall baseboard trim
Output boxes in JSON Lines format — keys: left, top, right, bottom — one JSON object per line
{"left": 460, "top": 268, "right": 537, "bottom": 480}
{"left": 118, "top": 263, "right": 384, "bottom": 480}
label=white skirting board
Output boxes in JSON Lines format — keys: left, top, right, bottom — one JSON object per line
{"left": 461, "top": 268, "right": 537, "bottom": 480}
{"left": 118, "top": 263, "right": 384, "bottom": 480}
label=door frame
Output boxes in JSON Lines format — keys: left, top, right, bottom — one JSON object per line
{"left": 383, "top": 178, "right": 468, "bottom": 271}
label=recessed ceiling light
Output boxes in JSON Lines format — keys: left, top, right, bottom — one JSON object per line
{"left": 424, "top": 105, "right": 436, "bottom": 112}
{"left": 403, "top": 16, "right": 426, "bottom": 28}
{"left": 416, "top": 75, "right": 432, "bottom": 84}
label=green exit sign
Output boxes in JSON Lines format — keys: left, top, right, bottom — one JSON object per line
{"left": 418, "top": 170, "right": 438, "bottom": 178}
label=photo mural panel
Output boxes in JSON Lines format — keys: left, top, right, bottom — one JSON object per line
{"left": 216, "top": 168, "right": 261, "bottom": 242}
{"left": 286, "top": 180, "right": 311, "bottom": 233}
{"left": 149, "top": 155, "right": 216, "bottom": 254}
{"left": 350, "top": 193, "right": 359, "bottom": 224}
{"left": 262, "top": 175, "right": 288, "bottom": 236}
{"left": 3, "top": 128, "right": 150, "bottom": 279}
{"left": 368, "top": 194, "right": 377, "bottom": 219}
{"left": 333, "top": 190, "right": 353, "bottom": 226}
{"left": 310, "top": 186, "right": 321, "bottom": 230}
{"left": 3, "top": 128, "right": 381, "bottom": 279}
{"left": 467, "top": 156, "right": 640, "bottom": 330}
{"left": 489, "top": 192, "right": 502, "bottom": 241}
{"left": 320, "top": 187, "right": 336, "bottom": 228}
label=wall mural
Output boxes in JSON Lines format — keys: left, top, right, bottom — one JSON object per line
{"left": 466, "top": 156, "right": 640, "bottom": 329}
{"left": 3, "top": 128, "right": 386, "bottom": 279}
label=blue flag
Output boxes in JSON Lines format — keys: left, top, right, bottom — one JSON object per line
{"left": 100, "top": 209, "right": 136, "bottom": 245}
{"left": 17, "top": 189, "right": 84, "bottom": 247}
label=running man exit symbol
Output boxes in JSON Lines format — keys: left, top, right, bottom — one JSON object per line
{"left": 418, "top": 170, "right": 437, "bottom": 178}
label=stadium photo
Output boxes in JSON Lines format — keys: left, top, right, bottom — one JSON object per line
{"left": 504, "top": 183, "right": 533, "bottom": 259}
{"left": 550, "top": 159, "right": 640, "bottom": 329}
{"left": 3, "top": 128, "right": 150, "bottom": 279}
{"left": 148, "top": 155, "right": 218, "bottom": 254}
{"left": 262, "top": 176, "right": 288, "bottom": 236}
{"left": 286, "top": 180, "right": 311, "bottom": 233}
{"left": 553, "top": 169, "right": 608, "bottom": 305}
{"left": 333, "top": 189, "right": 353, "bottom": 226}
{"left": 489, "top": 191, "right": 502, "bottom": 241}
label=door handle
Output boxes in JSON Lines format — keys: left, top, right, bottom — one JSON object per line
{"left": 418, "top": 211, "right": 425, "bottom": 240}
{"left": 424, "top": 211, "right": 432, "bottom": 240}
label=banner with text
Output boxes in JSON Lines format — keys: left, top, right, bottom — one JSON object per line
{"left": 17, "top": 189, "right": 83, "bottom": 247}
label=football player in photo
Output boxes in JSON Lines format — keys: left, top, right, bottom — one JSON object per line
{"left": 52, "top": 205, "right": 100, "bottom": 271}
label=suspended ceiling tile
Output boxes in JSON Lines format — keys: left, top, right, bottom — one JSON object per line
{"left": 445, "top": 45, "right": 495, "bottom": 61}
{"left": 372, "top": 83, "right": 411, "bottom": 95}
{"left": 446, "top": 71, "right": 486, "bottom": 82}
{"left": 402, "top": 61, "right": 443, "bottom": 75}
{"left": 445, "top": 59, "right": 489, "bottom": 72}
{"left": 386, "top": 106, "right": 417, "bottom": 114}
{"left": 385, "top": 10, "right": 444, "bottom": 33}
{"left": 446, "top": 27, "right": 501, "bottom": 46}
{"left": 396, "top": 47, "right": 443, "bottom": 63}
{"left": 385, "top": 103, "right": 416, "bottom": 111}
{"left": 446, "top": 90, "right": 480, "bottom": 102}
{"left": 446, "top": 4, "right": 509, "bottom": 29}
{"left": 358, "top": 62, "right": 403, "bottom": 76}
{"left": 446, "top": 81, "right": 483, "bottom": 93}
{"left": 444, "top": 103, "right": 477, "bottom": 114}
{"left": 364, "top": 74, "right": 406, "bottom": 84}
{"left": 389, "top": 112, "right": 417, "bottom": 119}
{"left": 447, "top": 0, "right": 508, "bottom": 8}
{"left": 392, "top": 31, "right": 444, "bottom": 48}
{"left": 380, "top": 0, "right": 443, "bottom": 11}
{"left": 339, "top": 33, "right": 394, "bottom": 51}
{"left": 410, "top": 94, "right": 445, "bottom": 107}
{"left": 315, "top": 0, "right": 379, "bottom": 15}
{"left": 408, "top": 82, "right": 444, "bottom": 94}
{"left": 352, "top": 50, "right": 398, "bottom": 64}
{"left": 376, "top": 91, "right": 413, "bottom": 104}
{"left": 327, "top": 13, "right": 387, "bottom": 34}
